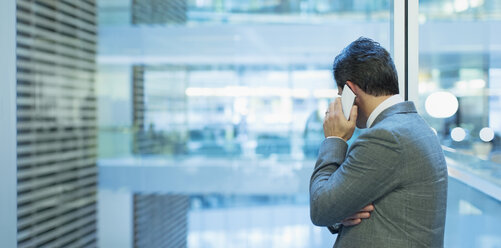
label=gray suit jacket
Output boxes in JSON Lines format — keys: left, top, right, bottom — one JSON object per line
{"left": 310, "top": 101, "right": 447, "bottom": 248}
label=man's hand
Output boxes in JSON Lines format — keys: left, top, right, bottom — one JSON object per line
{"left": 323, "top": 97, "right": 358, "bottom": 141}
{"left": 341, "top": 204, "right": 375, "bottom": 226}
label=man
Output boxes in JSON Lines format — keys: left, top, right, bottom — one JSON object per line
{"left": 309, "top": 37, "right": 448, "bottom": 247}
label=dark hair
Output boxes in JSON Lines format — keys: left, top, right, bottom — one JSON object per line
{"left": 333, "top": 37, "right": 399, "bottom": 96}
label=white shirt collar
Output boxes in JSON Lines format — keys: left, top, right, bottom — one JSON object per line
{"left": 366, "top": 94, "right": 403, "bottom": 128}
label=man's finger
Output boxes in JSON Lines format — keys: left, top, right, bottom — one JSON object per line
{"left": 334, "top": 97, "right": 343, "bottom": 115}
{"left": 349, "top": 105, "right": 358, "bottom": 123}
{"left": 361, "top": 204, "right": 375, "bottom": 212}
{"left": 328, "top": 98, "right": 340, "bottom": 114}
{"left": 341, "top": 218, "right": 362, "bottom": 226}
{"left": 347, "top": 211, "right": 371, "bottom": 220}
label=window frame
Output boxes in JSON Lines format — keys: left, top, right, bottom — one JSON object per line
{"left": 0, "top": 1, "right": 18, "bottom": 247}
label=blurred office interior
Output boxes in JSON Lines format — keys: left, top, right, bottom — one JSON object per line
{"left": 1, "top": 0, "right": 501, "bottom": 247}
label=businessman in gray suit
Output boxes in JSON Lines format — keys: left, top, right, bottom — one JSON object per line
{"left": 310, "top": 37, "right": 448, "bottom": 247}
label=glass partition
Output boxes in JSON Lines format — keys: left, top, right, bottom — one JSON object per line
{"left": 419, "top": 0, "right": 501, "bottom": 246}
{"left": 7, "top": 1, "right": 501, "bottom": 247}
{"left": 419, "top": 0, "right": 501, "bottom": 164}
{"left": 97, "top": 0, "right": 393, "bottom": 247}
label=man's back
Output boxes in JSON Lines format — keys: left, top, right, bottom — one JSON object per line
{"left": 333, "top": 102, "right": 448, "bottom": 247}
{"left": 310, "top": 37, "right": 447, "bottom": 248}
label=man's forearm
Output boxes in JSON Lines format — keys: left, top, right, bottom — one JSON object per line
{"left": 310, "top": 130, "right": 402, "bottom": 227}
{"left": 310, "top": 166, "right": 345, "bottom": 226}
{"left": 309, "top": 138, "right": 348, "bottom": 226}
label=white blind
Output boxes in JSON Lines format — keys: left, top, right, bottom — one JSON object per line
{"left": 16, "top": 0, "right": 97, "bottom": 247}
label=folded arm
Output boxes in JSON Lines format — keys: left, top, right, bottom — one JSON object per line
{"left": 309, "top": 130, "right": 402, "bottom": 226}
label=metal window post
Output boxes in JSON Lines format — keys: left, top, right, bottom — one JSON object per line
{"left": 0, "top": 0, "right": 18, "bottom": 247}
{"left": 392, "top": 0, "right": 419, "bottom": 101}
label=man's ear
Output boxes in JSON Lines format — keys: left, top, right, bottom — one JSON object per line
{"left": 345, "top": 81, "right": 359, "bottom": 95}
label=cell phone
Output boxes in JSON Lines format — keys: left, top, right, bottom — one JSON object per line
{"left": 341, "top": 84, "right": 356, "bottom": 120}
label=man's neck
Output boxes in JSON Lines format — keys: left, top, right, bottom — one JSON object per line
{"left": 363, "top": 95, "right": 393, "bottom": 120}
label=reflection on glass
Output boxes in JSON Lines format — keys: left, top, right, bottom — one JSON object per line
{"left": 99, "top": 0, "right": 391, "bottom": 26}
{"left": 419, "top": 1, "right": 501, "bottom": 246}
{"left": 97, "top": 0, "right": 392, "bottom": 247}
{"left": 419, "top": 0, "right": 501, "bottom": 164}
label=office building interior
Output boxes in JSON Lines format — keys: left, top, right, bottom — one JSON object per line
{"left": 1, "top": 0, "right": 500, "bottom": 247}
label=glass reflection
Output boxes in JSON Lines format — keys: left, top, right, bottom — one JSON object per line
{"left": 418, "top": 2, "right": 501, "bottom": 245}
{"left": 418, "top": 1, "right": 501, "bottom": 164}
{"left": 97, "top": 0, "right": 392, "bottom": 247}
{"left": 96, "top": 0, "right": 501, "bottom": 247}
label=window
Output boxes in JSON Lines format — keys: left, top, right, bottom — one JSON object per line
{"left": 419, "top": 1, "right": 501, "bottom": 246}
{"left": 97, "top": 0, "right": 393, "bottom": 247}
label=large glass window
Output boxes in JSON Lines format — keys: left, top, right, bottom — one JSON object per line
{"left": 7, "top": 1, "right": 501, "bottom": 247}
{"left": 97, "top": 0, "right": 392, "bottom": 247}
{"left": 419, "top": 0, "right": 501, "bottom": 163}
{"left": 419, "top": 0, "right": 501, "bottom": 246}
{"left": 5, "top": 0, "right": 501, "bottom": 247}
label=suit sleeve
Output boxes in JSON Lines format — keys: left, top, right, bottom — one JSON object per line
{"left": 309, "top": 129, "right": 402, "bottom": 226}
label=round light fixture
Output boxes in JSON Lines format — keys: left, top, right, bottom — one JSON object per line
{"left": 479, "top": 127, "right": 495, "bottom": 142}
{"left": 425, "top": 91, "right": 459, "bottom": 118}
{"left": 451, "top": 127, "right": 466, "bottom": 142}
